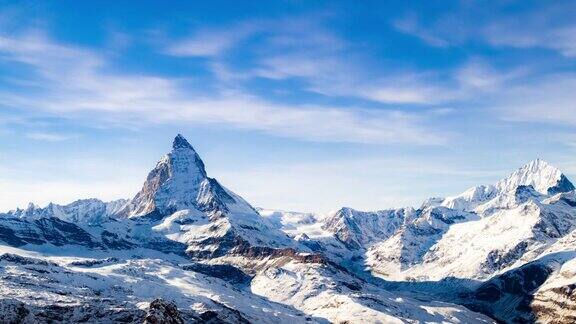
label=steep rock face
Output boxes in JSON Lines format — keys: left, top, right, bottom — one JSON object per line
{"left": 472, "top": 261, "right": 554, "bottom": 322}
{"left": 468, "top": 252, "right": 576, "bottom": 324}
{"left": 128, "top": 134, "right": 209, "bottom": 217}
{"left": 126, "top": 134, "right": 263, "bottom": 220}
{"left": 368, "top": 196, "right": 576, "bottom": 282}
{"left": 0, "top": 201, "right": 183, "bottom": 254}
{"left": 321, "top": 207, "right": 411, "bottom": 250}
{"left": 0, "top": 215, "right": 100, "bottom": 248}
{"left": 0, "top": 298, "right": 146, "bottom": 324}
{"left": 495, "top": 159, "right": 573, "bottom": 195}
{"left": 144, "top": 299, "right": 184, "bottom": 324}
{"left": 532, "top": 284, "right": 576, "bottom": 323}
{"left": 122, "top": 135, "right": 296, "bottom": 259}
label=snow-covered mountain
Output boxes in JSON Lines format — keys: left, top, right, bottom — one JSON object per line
{"left": 120, "top": 134, "right": 296, "bottom": 260}
{"left": 259, "top": 158, "right": 576, "bottom": 322}
{"left": 440, "top": 159, "right": 574, "bottom": 212}
{"left": 1, "top": 135, "right": 574, "bottom": 323}
{"left": 364, "top": 160, "right": 576, "bottom": 282}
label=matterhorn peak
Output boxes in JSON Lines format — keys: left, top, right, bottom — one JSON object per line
{"left": 127, "top": 134, "right": 210, "bottom": 217}
{"left": 495, "top": 159, "right": 574, "bottom": 195}
{"left": 172, "top": 133, "right": 194, "bottom": 151}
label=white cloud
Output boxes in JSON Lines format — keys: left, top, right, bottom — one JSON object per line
{"left": 0, "top": 30, "right": 447, "bottom": 145}
{"left": 166, "top": 25, "right": 255, "bottom": 57}
{"left": 25, "top": 132, "right": 74, "bottom": 142}
{"left": 164, "top": 16, "right": 461, "bottom": 106}
{"left": 393, "top": 2, "right": 576, "bottom": 57}
{"left": 482, "top": 10, "right": 576, "bottom": 57}
{"left": 393, "top": 14, "right": 450, "bottom": 48}
{"left": 355, "top": 80, "right": 454, "bottom": 105}
{"left": 496, "top": 73, "right": 576, "bottom": 126}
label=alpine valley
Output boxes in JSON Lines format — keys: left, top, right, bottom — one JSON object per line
{"left": 1, "top": 134, "right": 575, "bottom": 323}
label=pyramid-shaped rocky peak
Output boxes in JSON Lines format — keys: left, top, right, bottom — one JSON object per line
{"left": 495, "top": 159, "right": 574, "bottom": 195}
{"left": 168, "top": 134, "right": 207, "bottom": 178}
{"left": 173, "top": 133, "right": 194, "bottom": 150}
{"left": 128, "top": 134, "right": 212, "bottom": 217}
{"left": 124, "top": 135, "right": 294, "bottom": 250}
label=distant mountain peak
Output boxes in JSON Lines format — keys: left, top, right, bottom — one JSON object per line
{"left": 440, "top": 159, "right": 574, "bottom": 212}
{"left": 496, "top": 159, "right": 573, "bottom": 195}
{"left": 520, "top": 159, "right": 553, "bottom": 173}
{"left": 172, "top": 133, "right": 194, "bottom": 150}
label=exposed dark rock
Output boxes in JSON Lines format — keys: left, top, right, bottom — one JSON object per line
{"left": 0, "top": 298, "right": 146, "bottom": 323}
{"left": 144, "top": 298, "right": 184, "bottom": 324}
{"left": 181, "top": 263, "right": 252, "bottom": 285}
{"left": 481, "top": 241, "right": 529, "bottom": 273}
{"left": 68, "top": 257, "right": 120, "bottom": 268}
{"left": 34, "top": 217, "right": 100, "bottom": 248}
{"left": 101, "top": 230, "right": 136, "bottom": 250}
{"left": 532, "top": 284, "right": 576, "bottom": 324}
{"left": 0, "top": 299, "right": 30, "bottom": 324}
{"left": 470, "top": 260, "right": 555, "bottom": 323}
{"left": 0, "top": 224, "right": 30, "bottom": 247}
{"left": 0, "top": 217, "right": 47, "bottom": 246}
{"left": 0, "top": 253, "right": 58, "bottom": 267}
{"left": 548, "top": 175, "right": 575, "bottom": 195}
{"left": 203, "top": 299, "right": 251, "bottom": 324}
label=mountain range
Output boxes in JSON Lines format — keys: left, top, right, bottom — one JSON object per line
{"left": 1, "top": 134, "right": 575, "bottom": 323}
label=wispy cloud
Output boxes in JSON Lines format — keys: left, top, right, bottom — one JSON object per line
{"left": 393, "top": 13, "right": 450, "bottom": 48}
{"left": 165, "top": 23, "right": 257, "bottom": 57}
{"left": 481, "top": 2, "right": 576, "bottom": 57}
{"left": 25, "top": 132, "right": 74, "bottom": 142}
{"left": 393, "top": 1, "right": 576, "bottom": 57}
{"left": 166, "top": 16, "right": 463, "bottom": 105}
{"left": 0, "top": 29, "right": 446, "bottom": 145}
{"left": 166, "top": 15, "right": 530, "bottom": 108}
{"left": 496, "top": 73, "right": 576, "bottom": 126}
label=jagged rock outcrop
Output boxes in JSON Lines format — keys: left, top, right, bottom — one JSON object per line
{"left": 144, "top": 299, "right": 184, "bottom": 324}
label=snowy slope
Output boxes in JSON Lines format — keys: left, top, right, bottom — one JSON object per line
{"left": 0, "top": 245, "right": 314, "bottom": 323}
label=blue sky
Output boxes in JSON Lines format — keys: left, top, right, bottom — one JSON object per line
{"left": 1, "top": 0, "right": 576, "bottom": 212}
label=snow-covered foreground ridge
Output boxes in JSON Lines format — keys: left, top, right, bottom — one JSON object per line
{"left": 1, "top": 135, "right": 574, "bottom": 323}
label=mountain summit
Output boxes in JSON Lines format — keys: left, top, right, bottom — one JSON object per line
{"left": 495, "top": 159, "right": 574, "bottom": 195}
{"left": 172, "top": 133, "right": 195, "bottom": 150}
{"left": 124, "top": 134, "right": 294, "bottom": 255}
{"left": 441, "top": 159, "right": 574, "bottom": 211}
{"left": 127, "top": 134, "right": 210, "bottom": 217}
